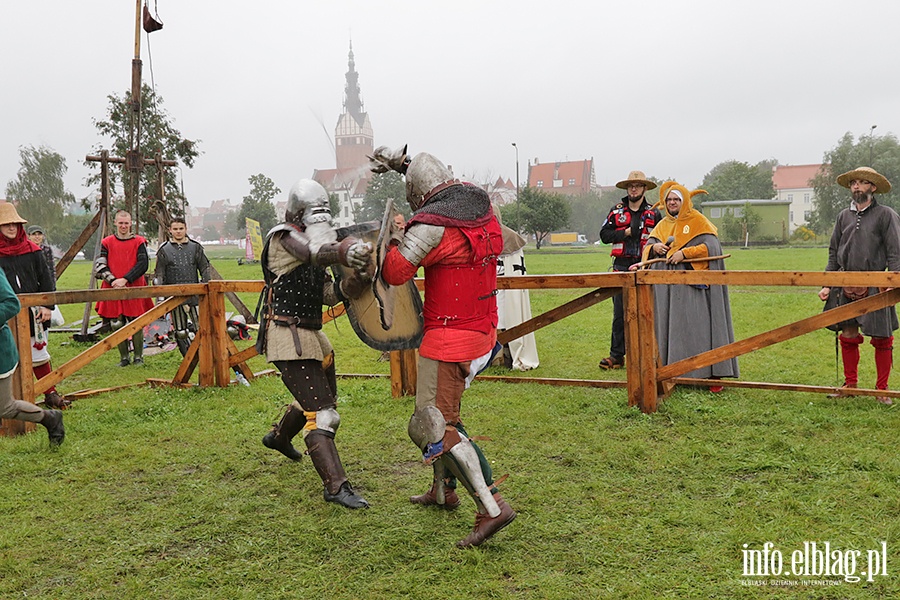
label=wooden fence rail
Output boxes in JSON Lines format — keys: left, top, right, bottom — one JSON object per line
{"left": 4, "top": 271, "right": 899, "bottom": 438}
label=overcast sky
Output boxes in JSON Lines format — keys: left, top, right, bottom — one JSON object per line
{"left": 2, "top": 1, "right": 898, "bottom": 208}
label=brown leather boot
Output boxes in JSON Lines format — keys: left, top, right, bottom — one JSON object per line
{"left": 306, "top": 431, "right": 368, "bottom": 509}
{"left": 262, "top": 404, "right": 304, "bottom": 461}
{"left": 410, "top": 482, "right": 460, "bottom": 510}
{"left": 456, "top": 493, "right": 516, "bottom": 548}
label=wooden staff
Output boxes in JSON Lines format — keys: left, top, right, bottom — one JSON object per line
{"left": 633, "top": 254, "right": 731, "bottom": 270}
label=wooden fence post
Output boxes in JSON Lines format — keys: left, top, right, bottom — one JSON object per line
{"left": 207, "top": 282, "right": 231, "bottom": 387}
{"left": 634, "top": 277, "right": 658, "bottom": 413}
{"left": 390, "top": 349, "right": 417, "bottom": 397}
{"left": 623, "top": 276, "right": 642, "bottom": 408}
{"left": 197, "top": 292, "right": 214, "bottom": 387}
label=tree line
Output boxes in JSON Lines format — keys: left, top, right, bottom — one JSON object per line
{"left": 5, "top": 82, "right": 899, "bottom": 256}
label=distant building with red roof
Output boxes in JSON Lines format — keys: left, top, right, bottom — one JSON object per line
{"left": 527, "top": 158, "right": 596, "bottom": 196}
{"left": 772, "top": 164, "right": 823, "bottom": 232}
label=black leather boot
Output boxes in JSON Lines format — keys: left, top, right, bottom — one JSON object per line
{"left": 305, "top": 431, "right": 368, "bottom": 509}
{"left": 262, "top": 404, "right": 305, "bottom": 461}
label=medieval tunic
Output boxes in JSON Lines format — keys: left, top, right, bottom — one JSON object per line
{"left": 823, "top": 199, "right": 900, "bottom": 336}
{"left": 154, "top": 238, "right": 212, "bottom": 306}
{"left": 382, "top": 199, "right": 502, "bottom": 363}
{"left": 260, "top": 231, "right": 339, "bottom": 363}
{"left": 95, "top": 234, "right": 154, "bottom": 318}
{"left": 645, "top": 193, "right": 738, "bottom": 379}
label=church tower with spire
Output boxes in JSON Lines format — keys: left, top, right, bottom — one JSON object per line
{"left": 311, "top": 42, "right": 376, "bottom": 227}
{"left": 334, "top": 41, "right": 374, "bottom": 174}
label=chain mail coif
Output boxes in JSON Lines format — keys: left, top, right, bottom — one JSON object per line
{"left": 417, "top": 183, "right": 491, "bottom": 222}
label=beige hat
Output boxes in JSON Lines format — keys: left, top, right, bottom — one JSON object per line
{"left": 836, "top": 167, "right": 892, "bottom": 194}
{"left": 0, "top": 202, "right": 27, "bottom": 226}
{"left": 616, "top": 170, "right": 657, "bottom": 191}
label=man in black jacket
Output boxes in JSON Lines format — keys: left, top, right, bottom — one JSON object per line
{"left": 598, "top": 170, "right": 660, "bottom": 370}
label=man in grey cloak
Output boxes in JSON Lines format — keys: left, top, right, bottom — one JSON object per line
{"left": 818, "top": 167, "right": 900, "bottom": 405}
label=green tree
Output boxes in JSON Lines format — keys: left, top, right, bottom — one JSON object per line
{"left": 202, "top": 224, "right": 221, "bottom": 241}
{"left": 809, "top": 132, "right": 900, "bottom": 233}
{"left": 238, "top": 174, "right": 279, "bottom": 234}
{"left": 358, "top": 171, "right": 408, "bottom": 223}
{"left": 565, "top": 191, "right": 604, "bottom": 242}
{"left": 519, "top": 187, "right": 570, "bottom": 249}
{"left": 88, "top": 84, "right": 201, "bottom": 234}
{"left": 720, "top": 202, "right": 763, "bottom": 243}
{"left": 327, "top": 192, "right": 341, "bottom": 220}
{"left": 223, "top": 209, "right": 243, "bottom": 239}
{"left": 55, "top": 212, "right": 101, "bottom": 260}
{"left": 5, "top": 145, "right": 75, "bottom": 237}
{"left": 700, "top": 159, "right": 777, "bottom": 206}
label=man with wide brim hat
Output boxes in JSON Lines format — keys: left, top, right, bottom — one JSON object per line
{"left": 616, "top": 170, "right": 658, "bottom": 191}
{"left": 818, "top": 166, "right": 899, "bottom": 405}
{"left": 598, "top": 170, "right": 661, "bottom": 370}
{"left": 836, "top": 166, "right": 892, "bottom": 194}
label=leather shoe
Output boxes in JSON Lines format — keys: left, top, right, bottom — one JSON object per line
{"left": 410, "top": 484, "right": 460, "bottom": 510}
{"left": 827, "top": 384, "right": 857, "bottom": 398}
{"left": 598, "top": 356, "right": 624, "bottom": 370}
{"left": 262, "top": 430, "right": 304, "bottom": 462}
{"left": 117, "top": 358, "right": 130, "bottom": 367}
{"left": 456, "top": 496, "right": 516, "bottom": 548}
{"left": 324, "top": 481, "right": 369, "bottom": 509}
{"left": 43, "top": 391, "right": 70, "bottom": 409}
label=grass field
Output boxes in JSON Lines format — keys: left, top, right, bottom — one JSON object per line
{"left": 2, "top": 245, "right": 898, "bottom": 598}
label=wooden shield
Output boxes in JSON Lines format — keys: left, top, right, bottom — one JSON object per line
{"left": 334, "top": 213, "right": 423, "bottom": 351}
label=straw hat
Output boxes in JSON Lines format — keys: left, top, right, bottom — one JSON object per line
{"left": 836, "top": 167, "right": 892, "bottom": 194}
{"left": 0, "top": 202, "right": 27, "bottom": 226}
{"left": 616, "top": 170, "right": 657, "bottom": 191}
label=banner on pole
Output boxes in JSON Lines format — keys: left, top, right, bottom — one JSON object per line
{"left": 245, "top": 218, "right": 263, "bottom": 261}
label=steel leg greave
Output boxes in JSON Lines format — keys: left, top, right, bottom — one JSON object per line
{"left": 445, "top": 437, "right": 501, "bottom": 517}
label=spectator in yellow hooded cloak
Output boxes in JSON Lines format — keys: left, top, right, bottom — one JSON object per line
{"left": 638, "top": 181, "right": 738, "bottom": 390}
